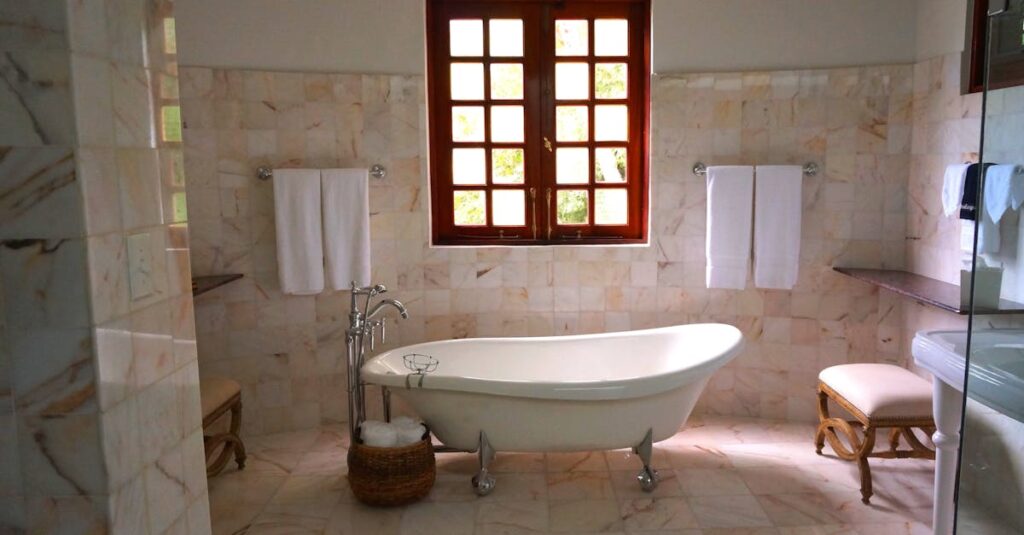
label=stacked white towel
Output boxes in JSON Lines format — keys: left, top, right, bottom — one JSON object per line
{"left": 359, "top": 418, "right": 427, "bottom": 448}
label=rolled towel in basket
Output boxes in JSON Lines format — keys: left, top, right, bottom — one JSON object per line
{"left": 360, "top": 420, "right": 398, "bottom": 448}
{"left": 391, "top": 416, "right": 427, "bottom": 446}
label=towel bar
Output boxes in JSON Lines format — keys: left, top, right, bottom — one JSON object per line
{"left": 692, "top": 161, "right": 819, "bottom": 177}
{"left": 256, "top": 164, "right": 387, "bottom": 181}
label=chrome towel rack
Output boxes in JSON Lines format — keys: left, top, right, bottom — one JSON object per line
{"left": 692, "top": 161, "right": 819, "bottom": 177}
{"left": 256, "top": 164, "right": 387, "bottom": 181}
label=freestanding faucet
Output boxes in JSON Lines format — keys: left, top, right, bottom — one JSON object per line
{"left": 345, "top": 282, "right": 409, "bottom": 440}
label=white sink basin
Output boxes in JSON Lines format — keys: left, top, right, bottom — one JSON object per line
{"left": 912, "top": 329, "right": 1024, "bottom": 534}
{"left": 912, "top": 329, "right": 1024, "bottom": 423}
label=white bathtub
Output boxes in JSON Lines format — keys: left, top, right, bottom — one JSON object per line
{"left": 361, "top": 323, "right": 743, "bottom": 453}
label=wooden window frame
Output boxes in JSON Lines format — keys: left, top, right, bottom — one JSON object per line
{"left": 426, "top": 0, "right": 651, "bottom": 246}
{"left": 969, "top": 0, "right": 1024, "bottom": 92}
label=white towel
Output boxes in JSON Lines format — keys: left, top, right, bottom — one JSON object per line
{"left": 754, "top": 165, "right": 802, "bottom": 290}
{"left": 984, "top": 165, "right": 1019, "bottom": 223}
{"left": 321, "top": 169, "right": 371, "bottom": 289}
{"left": 977, "top": 209, "right": 1002, "bottom": 255}
{"left": 942, "top": 164, "right": 971, "bottom": 217}
{"left": 360, "top": 420, "right": 398, "bottom": 448}
{"left": 706, "top": 166, "right": 754, "bottom": 289}
{"left": 273, "top": 169, "right": 325, "bottom": 295}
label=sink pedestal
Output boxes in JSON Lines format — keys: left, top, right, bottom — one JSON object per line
{"left": 931, "top": 379, "right": 964, "bottom": 535}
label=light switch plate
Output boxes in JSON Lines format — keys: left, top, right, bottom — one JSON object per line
{"left": 127, "top": 232, "right": 154, "bottom": 300}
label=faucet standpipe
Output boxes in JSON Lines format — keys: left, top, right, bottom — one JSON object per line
{"left": 345, "top": 283, "right": 409, "bottom": 442}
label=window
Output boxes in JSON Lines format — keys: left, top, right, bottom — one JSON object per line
{"left": 969, "top": 0, "right": 1024, "bottom": 92}
{"left": 426, "top": 0, "right": 651, "bottom": 245}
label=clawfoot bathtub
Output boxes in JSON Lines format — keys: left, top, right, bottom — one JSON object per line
{"left": 361, "top": 323, "right": 743, "bottom": 495}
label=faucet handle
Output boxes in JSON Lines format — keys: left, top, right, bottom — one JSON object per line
{"left": 380, "top": 316, "right": 387, "bottom": 344}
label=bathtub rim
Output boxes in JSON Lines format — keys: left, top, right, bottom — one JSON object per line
{"left": 362, "top": 323, "right": 743, "bottom": 402}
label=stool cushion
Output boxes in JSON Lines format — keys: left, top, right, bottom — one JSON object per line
{"left": 819, "top": 364, "right": 932, "bottom": 419}
{"left": 200, "top": 377, "right": 241, "bottom": 418}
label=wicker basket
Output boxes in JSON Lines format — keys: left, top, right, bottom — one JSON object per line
{"left": 347, "top": 427, "right": 436, "bottom": 507}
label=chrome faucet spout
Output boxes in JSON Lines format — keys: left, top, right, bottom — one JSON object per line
{"left": 367, "top": 298, "right": 409, "bottom": 320}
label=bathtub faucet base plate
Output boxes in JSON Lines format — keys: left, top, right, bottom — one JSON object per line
{"left": 634, "top": 428, "right": 659, "bottom": 492}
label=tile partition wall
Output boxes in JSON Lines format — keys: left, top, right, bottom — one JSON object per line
{"left": 181, "top": 64, "right": 913, "bottom": 435}
{"left": 0, "top": 0, "right": 210, "bottom": 533}
{"left": 903, "top": 52, "right": 1024, "bottom": 530}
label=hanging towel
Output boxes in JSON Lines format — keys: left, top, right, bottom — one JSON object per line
{"left": 959, "top": 163, "right": 994, "bottom": 221}
{"left": 706, "top": 166, "right": 754, "bottom": 289}
{"left": 322, "top": 168, "right": 371, "bottom": 289}
{"left": 273, "top": 169, "right": 325, "bottom": 295}
{"left": 754, "top": 165, "right": 802, "bottom": 290}
{"left": 984, "top": 164, "right": 1019, "bottom": 224}
{"left": 977, "top": 209, "right": 1001, "bottom": 254}
{"left": 1012, "top": 167, "right": 1024, "bottom": 210}
{"left": 942, "top": 164, "right": 970, "bottom": 217}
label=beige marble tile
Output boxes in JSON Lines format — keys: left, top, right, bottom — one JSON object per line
{"left": 687, "top": 494, "right": 773, "bottom": 529}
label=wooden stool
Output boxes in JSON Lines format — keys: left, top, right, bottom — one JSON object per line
{"left": 815, "top": 364, "right": 935, "bottom": 504}
{"left": 200, "top": 377, "right": 247, "bottom": 477}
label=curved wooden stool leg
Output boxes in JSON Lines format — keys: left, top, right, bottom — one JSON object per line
{"left": 205, "top": 434, "right": 245, "bottom": 477}
{"left": 857, "top": 426, "right": 877, "bottom": 504}
{"left": 815, "top": 389, "right": 829, "bottom": 455}
{"left": 230, "top": 400, "right": 246, "bottom": 470}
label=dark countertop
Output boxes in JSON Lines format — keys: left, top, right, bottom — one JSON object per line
{"left": 192, "top": 274, "right": 243, "bottom": 297}
{"left": 833, "top": 267, "right": 1024, "bottom": 316}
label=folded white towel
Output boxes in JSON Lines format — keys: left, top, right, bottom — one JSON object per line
{"left": 706, "top": 166, "right": 754, "bottom": 289}
{"left": 322, "top": 169, "right": 371, "bottom": 290}
{"left": 754, "top": 165, "right": 802, "bottom": 290}
{"left": 273, "top": 169, "right": 325, "bottom": 295}
{"left": 984, "top": 165, "right": 1019, "bottom": 224}
{"left": 942, "top": 164, "right": 971, "bottom": 217}
{"left": 360, "top": 420, "right": 398, "bottom": 448}
{"left": 395, "top": 424, "right": 426, "bottom": 446}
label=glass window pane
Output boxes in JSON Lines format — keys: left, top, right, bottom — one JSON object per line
{"left": 594, "top": 19, "right": 628, "bottom": 56}
{"left": 595, "top": 148, "right": 627, "bottom": 183}
{"left": 556, "top": 106, "right": 588, "bottom": 142}
{"left": 450, "top": 63, "right": 484, "bottom": 100}
{"left": 555, "top": 20, "right": 588, "bottom": 56}
{"left": 556, "top": 62, "right": 589, "bottom": 100}
{"left": 556, "top": 148, "right": 589, "bottom": 184}
{"left": 490, "top": 63, "right": 523, "bottom": 100}
{"left": 594, "top": 105, "right": 627, "bottom": 141}
{"left": 450, "top": 20, "right": 483, "bottom": 56}
{"left": 557, "top": 190, "right": 589, "bottom": 225}
{"left": 595, "top": 63, "right": 627, "bottom": 99}
{"left": 492, "top": 148, "right": 525, "bottom": 184}
{"left": 489, "top": 19, "right": 523, "bottom": 57}
{"left": 492, "top": 190, "right": 525, "bottom": 226}
{"left": 452, "top": 106, "right": 485, "bottom": 141}
{"left": 595, "top": 189, "right": 628, "bottom": 225}
{"left": 452, "top": 148, "right": 486, "bottom": 185}
{"left": 454, "top": 190, "right": 486, "bottom": 225}
{"left": 490, "top": 105, "right": 524, "bottom": 143}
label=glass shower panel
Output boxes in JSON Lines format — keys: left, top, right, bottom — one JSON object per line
{"left": 958, "top": 1, "right": 1024, "bottom": 533}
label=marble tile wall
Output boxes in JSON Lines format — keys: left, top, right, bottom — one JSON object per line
{"left": 181, "top": 63, "right": 913, "bottom": 435}
{"left": 1, "top": 0, "right": 209, "bottom": 533}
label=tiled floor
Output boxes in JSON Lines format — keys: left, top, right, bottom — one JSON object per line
{"left": 208, "top": 416, "right": 935, "bottom": 534}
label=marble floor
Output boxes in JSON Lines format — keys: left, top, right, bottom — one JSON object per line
{"left": 207, "top": 416, "right": 935, "bottom": 534}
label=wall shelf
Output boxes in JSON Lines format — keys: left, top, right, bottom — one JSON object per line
{"left": 192, "top": 274, "right": 243, "bottom": 297}
{"left": 832, "top": 267, "right": 1024, "bottom": 316}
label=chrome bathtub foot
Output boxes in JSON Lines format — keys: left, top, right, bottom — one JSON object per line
{"left": 471, "top": 431, "right": 497, "bottom": 496}
{"left": 633, "top": 428, "right": 659, "bottom": 492}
